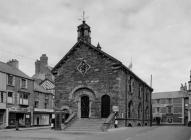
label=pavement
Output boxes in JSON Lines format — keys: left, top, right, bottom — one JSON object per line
{"left": 0, "top": 126, "right": 51, "bottom": 132}
{"left": 0, "top": 126, "right": 190, "bottom": 140}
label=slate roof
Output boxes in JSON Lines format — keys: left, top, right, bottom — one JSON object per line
{"left": 152, "top": 91, "right": 188, "bottom": 99}
{"left": 0, "top": 61, "right": 32, "bottom": 80}
{"left": 51, "top": 40, "right": 153, "bottom": 90}
{"left": 34, "top": 82, "right": 51, "bottom": 94}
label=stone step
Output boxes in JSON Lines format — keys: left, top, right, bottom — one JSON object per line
{"left": 65, "top": 118, "right": 105, "bottom": 132}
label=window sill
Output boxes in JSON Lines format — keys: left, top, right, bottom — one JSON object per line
{"left": 7, "top": 84, "right": 14, "bottom": 87}
{"left": 21, "top": 87, "right": 27, "bottom": 89}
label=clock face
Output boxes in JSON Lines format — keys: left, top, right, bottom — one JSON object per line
{"left": 77, "top": 60, "right": 90, "bottom": 75}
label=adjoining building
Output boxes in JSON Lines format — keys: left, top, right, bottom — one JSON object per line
{"left": 187, "top": 71, "right": 191, "bottom": 125}
{"left": 32, "top": 54, "right": 54, "bottom": 84}
{"left": 0, "top": 59, "right": 34, "bottom": 128}
{"left": 52, "top": 20, "right": 153, "bottom": 131}
{"left": 33, "top": 82, "right": 54, "bottom": 126}
{"left": 0, "top": 71, "right": 7, "bottom": 128}
{"left": 32, "top": 54, "right": 55, "bottom": 124}
{"left": 152, "top": 89, "right": 189, "bottom": 125}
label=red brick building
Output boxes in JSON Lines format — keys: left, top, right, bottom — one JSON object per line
{"left": 52, "top": 21, "right": 153, "bottom": 130}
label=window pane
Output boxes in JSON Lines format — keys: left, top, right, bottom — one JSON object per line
{"left": 8, "top": 75, "right": 13, "bottom": 85}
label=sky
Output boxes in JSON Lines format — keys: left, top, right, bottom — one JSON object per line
{"left": 0, "top": 0, "right": 191, "bottom": 92}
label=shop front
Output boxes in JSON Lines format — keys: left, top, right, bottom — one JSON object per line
{"left": 0, "top": 109, "right": 6, "bottom": 128}
{"left": 8, "top": 107, "right": 31, "bottom": 128}
{"left": 33, "top": 108, "right": 53, "bottom": 126}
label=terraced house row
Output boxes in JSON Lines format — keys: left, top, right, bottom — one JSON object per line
{"left": 0, "top": 59, "right": 54, "bottom": 128}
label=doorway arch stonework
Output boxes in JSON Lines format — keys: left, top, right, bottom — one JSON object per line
{"left": 71, "top": 87, "right": 96, "bottom": 118}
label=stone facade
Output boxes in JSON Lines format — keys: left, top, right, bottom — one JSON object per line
{"left": 152, "top": 91, "right": 189, "bottom": 125}
{"left": 52, "top": 21, "right": 153, "bottom": 129}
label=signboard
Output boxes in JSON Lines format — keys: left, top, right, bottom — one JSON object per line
{"left": 9, "top": 107, "right": 28, "bottom": 112}
{"left": 112, "top": 106, "right": 119, "bottom": 112}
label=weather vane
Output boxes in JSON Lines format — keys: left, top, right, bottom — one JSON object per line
{"left": 78, "top": 10, "right": 88, "bottom": 22}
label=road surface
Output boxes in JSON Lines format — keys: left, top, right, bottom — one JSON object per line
{"left": 0, "top": 126, "right": 190, "bottom": 140}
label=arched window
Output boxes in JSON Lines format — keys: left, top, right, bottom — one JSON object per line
{"left": 138, "top": 103, "right": 141, "bottom": 119}
{"left": 145, "top": 106, "right": 149, "bottom": 120}
{"left": 145, "top": 90, "right": 150, "bottom": 102}
{"left": 128, "top": 101, "right": 133, "bottom": 118}
{"left": 129, "top": 78, "right": 134, "bottom": 94}
{"left": 139, "top": 86, "right": 142, "bottom": 98}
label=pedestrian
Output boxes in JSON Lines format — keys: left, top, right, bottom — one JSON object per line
{"left": 15, "top": 120, "right": 19, "bottom": 131}
{"left": 114, "top": 118, "right": 118, "bottom": 128}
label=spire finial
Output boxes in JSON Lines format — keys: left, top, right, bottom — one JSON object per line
{"left": 78, "top": 10, "right": 88, "bottom": 23}
{"left": 97, "top": 42, "right": 101, "bottom": 49}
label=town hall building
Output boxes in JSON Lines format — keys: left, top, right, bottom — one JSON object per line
{"left": 52, "top": 20, "right": 153, "bottom": 131}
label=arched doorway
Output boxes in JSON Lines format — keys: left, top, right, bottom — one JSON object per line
{"left": 101, "top": 95, "right": 110, "bottom": 118}
{"left": 81, "top": 95, "right": 89, "bottom": 118}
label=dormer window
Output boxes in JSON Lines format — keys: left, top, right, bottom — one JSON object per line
{"left": 7, "top": 75, "right": 15, "bottom": 86}
{"left": 21, "top": 78, "right": 27, "bottom": 89}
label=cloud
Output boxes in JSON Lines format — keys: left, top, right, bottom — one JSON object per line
{"left": 0, "top": 0, "right": 191, "bottom": 92}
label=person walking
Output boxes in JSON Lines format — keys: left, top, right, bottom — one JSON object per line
{"left": 114, "top": 117, "right": 118, "bottom": 128}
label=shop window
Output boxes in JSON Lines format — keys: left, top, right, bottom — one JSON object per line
{"left": 167, "top": 117, "right": 173, "bottom": 123}
{"left": 7, "top": 92, "right": 13, "bottom": 104}
{"left": 7, "top": 75, "right": 15, "bottom": 86}
{"left": 21, "top": 79, "right": 27, "bottom": 89}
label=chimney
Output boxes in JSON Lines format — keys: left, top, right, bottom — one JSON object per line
{"left": 7, "top": 59, "right": 19, "bottom": 69}
{"left": 188, "top": 70, "right": 191, "bottom": 91}
{"left": 40, "top": 54, "right": 48, "bottom": 66}
{"left": 35, "top": 60, "right": 40, "bottom": 74}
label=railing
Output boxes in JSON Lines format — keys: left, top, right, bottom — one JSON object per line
{"left": 101, "top": 112, "right": 116, "bottom": 131}
{"left": 61, "top": 112, "right": 77, "bottom": 130}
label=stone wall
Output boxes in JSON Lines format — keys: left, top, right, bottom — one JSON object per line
{"left": 54, "top": 41, "right": 152, "bottom": 129}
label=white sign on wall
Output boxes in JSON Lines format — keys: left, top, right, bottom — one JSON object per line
{"left": 112, "top": 106, "right": 119, "bottom": 112}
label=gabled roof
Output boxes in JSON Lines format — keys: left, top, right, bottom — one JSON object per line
{"left": 52, "top": 40, "right": 153, "bottom": 90}
{"left": 34, "top": 82, "right": 51, "bottom": 94}
{"left": 152, "top": 90, "right": 188, "bottom": 99}
{"left": 0, "top": 61, "right": 32, "bottom": 80}
{"left": 40, "top": 78, "right": 54, "bottom": 85}
{"left": 40, "top": 78, "right": 55, "bottom": 90}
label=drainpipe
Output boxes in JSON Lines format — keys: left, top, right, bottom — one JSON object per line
{"left": 150, "top": 90, "right": 152, "bottom": 126}
{"left": 142, "top": 86, "right": 145, "bottom": 125}
{"left": 125, "top": 71, "right": 127, "bottom": 127}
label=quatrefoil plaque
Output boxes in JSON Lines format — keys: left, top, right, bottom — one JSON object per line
{"left": 77, "top": 60, "right": 90, "bottom": 75}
